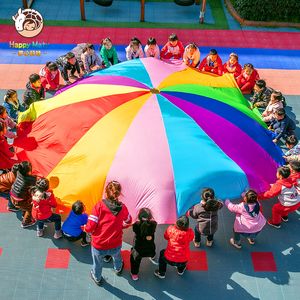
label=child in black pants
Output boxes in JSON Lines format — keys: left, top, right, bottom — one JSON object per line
{"left": 130, "top": 208, "right": 157, "bottom": 281}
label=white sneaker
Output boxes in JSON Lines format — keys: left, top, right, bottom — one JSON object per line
{"left": 54, "top": 230, "right": 62, "bottom": 239}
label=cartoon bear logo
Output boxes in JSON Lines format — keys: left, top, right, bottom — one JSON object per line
{"left": 12, "top": 8, "right": 43, "bottom": 38}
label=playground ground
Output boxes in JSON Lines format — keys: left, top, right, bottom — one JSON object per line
{"left": 0, "top": 1, "right": 300, "bottom": 299}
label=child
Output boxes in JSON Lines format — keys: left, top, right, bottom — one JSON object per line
{"left": 236, "top": 63, "right": 260, "bottom": 94}
{"left": 250, "top": 79, "right": 273, "bottom": 108}
{"left": 23, "top": 73, "right": 45, "bottom": 110}
{"left": 222, "top": 53, "right": 242, "bottom": 78}
{"left": 189, "top": 188, "right": 223, "bottom": 247}
{"left": 268, "top": 108, "right": 296, "bottom": 144}
{"left": 0, "top": 121, "right": 17, "bottom": 171}
{"left": 226, "top": 190, "right": 266, "bottom": 249}
{"left": 198, "top": 49, "right": 223, "bottom": 76}
{"left": 183, "top": 43, "right": 201, "bottom": 68}
{"left": 10, "top": 161, "right": 37, "bottom": 228}
{"left": 125, "top": 37, "right": 144, "bottom": 60}
{"left": 261, "top": 91, "right": 284, "bottom": 123}
{"left": 39, "top": 62, "right": 61, "bottom": 91}
{"left": 31, "top": 177, "right": 62, "bottom": 238}
{"left": 289, "top": 160, "right": 300, "bottom": 193}
{"left": 3, "top": 90, "right": 24, "bottom": 122}
{"left": 144, "top": 37, "right": 160, "bottom": 59}
{"left": 56, "top": 52, "right": 83, "bottom": 85}
{"left": 85, "top": 181, "right": 132, "bottom": 286}
{"left": 0, "top": 105, "right": 17, "bottom": 139}
{"left": 0, "top": 163, "right": 19, "bottom": 211}
{"left": 154, "top": 215, "right": 194, "bottom": 279}
{"left": 259, "top": 166, "right": 300, "bottom": 228}
{"left": 284, "top": 135, "right": 300, "bottom": 163}
{"left": 100, "top": 37, "right": 119, "bottom": 68}
{"left": 160, "top": 33, "right": 184, "bottom": 60}
{"left": 81, "top": 44, "right": 102, "bottom": 74}
{"left": 130, "top": 208, "right": 157, "bottom": 281}
{"left": 62, "top": 200, "right": 89, "bottom": 247}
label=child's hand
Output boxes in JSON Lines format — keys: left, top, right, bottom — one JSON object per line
{"left": 146, "top": 236, "right": 152, "bottom": 241}
{"left": 273, "top": 139, "right": 278, "bottom": 143}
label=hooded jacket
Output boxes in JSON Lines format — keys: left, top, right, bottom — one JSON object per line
{"left": 225, "top": 200, "right": 266, "bottom": 233}
{"left": 23, "top": 82, "right": 45, "bottom": 110}
{"left": 164, "top": 225, "right": 194, "bottom": 263}
{"left": 0, "top": 170, "right": 16, "bottom": 192}
{"left": 32, "top": 191, "right": 57, "bottom": 220}
{"left": 85, "top": 199, "right": 132, "bottom": 250}
{"left": 0, "top": 135, "right": 16, "bottom": 169}
{"left": 260, "top": 177, "right": 300, "bottom": 206}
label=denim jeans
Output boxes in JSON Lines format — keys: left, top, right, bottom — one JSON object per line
{"left": 233, "top": 231, "right": 260, "bottom": 245}
{"left": 91, "top": 245, "right": 122, "bottom": 281}
{"left": 37, "top": 213, "right": 61, "bottom": 230}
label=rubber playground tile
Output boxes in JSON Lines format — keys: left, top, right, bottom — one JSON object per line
{"left": 45, "top": 248, "right": 71, "bottom": 269}
{"left": 0, "top": 248, "right": 2, "bottom": 256}
{"left": 0, "top": 197, "right": 10, "bottom": 213}
{"left": 251, "top": 252, "right": 277, "bottom": 272}
{"left": 187, "top": 250, "right": 208, "bottom": 271}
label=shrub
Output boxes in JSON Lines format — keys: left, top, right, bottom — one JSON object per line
{"left": 230, "top": 0, "right": 300, "bottom": 23}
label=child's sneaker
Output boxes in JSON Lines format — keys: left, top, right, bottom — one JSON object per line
{"left": 247, "top": 238, "right": 255, "bottom": 245}
{"left": 154, "top": 270, "right": 165, "bottom": 279}
{"left": 267, "top": 220, "right": 281, "bottom": 229}
{"left": 281, "top": 216, "right": 288, "bottom": 222}
{"left": 103, "top": 255, "right": 112, "bottom": 263}
{"left": 230, "top": 238, "right": 242, "bottom": 249}
{"left": 114, "top": 261, "right": 124, "bottom": 276}
{"left": 177, "top": 266, "right": 186, "bottom": 276}
{"left": 80, "top": 240, "right": 90, "bottom": 247}
{"left": 193, "top": 240, "right": 201, "bottom": 248}
{"left": 149, "top": 257, "right": 158, "bottom": 265}
{"left": 90, "top": 270, "right": 103, "bottom": 286}
{"left": 21, "top": 220, "right": 36, "bottom": 228}
{"left": 131, "top": 273, "right": 139, "bottom": 281}
{"left": 37, "top": 229, "right": 44, "bottom": 237}
{"left": 206, "top": 240, "right": 213, "bottom": 247}
{"left": 54, "top": 230, "right": 63, "bottom": 239}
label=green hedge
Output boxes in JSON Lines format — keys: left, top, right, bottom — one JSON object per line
{"left": 231, "top": 0, "right": 300, "bottom": 23}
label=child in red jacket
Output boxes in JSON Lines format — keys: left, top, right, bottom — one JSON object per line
{"left": 31, "top": 178, "right": 62, "bottom": 238}
{"left": 223, "top": 53, "right": 242, "bottom": 78}
{"left": 236, "top": 63, "right": 260, "bottom": 94}
{"left": 39, "top": 62, "right": 61, "bottom": 92}
{"left": 154, "top": 215, "right": 194, "bottom": 278}
{"left": 259, "top": 166, "right": 300, "bottom": 228}
{"left": 198, "top": 49, "right": 223, "bottom": 76}
{"left": 160, "top": 33, "right": 184, "bottom": 60}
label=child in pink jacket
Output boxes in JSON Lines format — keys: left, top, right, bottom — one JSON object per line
{"left": 225, "top": 190, "right": 266, "bottom": 249}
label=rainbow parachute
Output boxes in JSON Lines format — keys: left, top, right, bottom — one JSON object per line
{"left": 15, "top": 58, "right": 283, "bottom": 223}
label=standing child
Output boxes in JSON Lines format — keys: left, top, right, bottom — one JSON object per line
{"left": 183, "top": 43, "right": 201, "bottom": 68}
{"left": 62, "top": 200, "right": 89, "bottom": 247}
{"left": 31, "top": 177, "right": 62, "bottom": 238}
{"left": 226, "top": 190, "right": 266, "bottom": 249}
{"left": 223, "top": 53, "right": 242, "bottom": 78}
{"left": 189, "top": 188, "right": 223, "bottom": 247}
{"left": 160, "top": 33, "right": 184, "bottom": 60}
{"left": 3, "top": 90, "right": 24, "bottom": 122}
{"left": 198, "top": 49, "right": 223, "bottom": 75}
{"left": 85, "top": 181, "right": 132, "bottom": 286}
{"left": 23, "top": 73, "right": 45, "bottom": 109}
{"left": 100, "top": 38, "right": 119, "bottom": 68}
{"left": 154, "top": 216, "right": 194, "bottom": 279}
{"left": 144, "top": 37, "right": 160, "bottom": 59}
{"left": 10, "top": 161, "right": 37, "bottom": 228}
{"left": 259, "top": 166, "right": 300, "bottom": 228}
{"left": 130, "top": 208, "right": 157, "bottom": 281}
{"left": 125, "top": 37, "right": 144, "bottom": 60}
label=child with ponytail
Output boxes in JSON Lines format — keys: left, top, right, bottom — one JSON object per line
{"left": 130, "top": 208, "right": 157, "bottom": 281}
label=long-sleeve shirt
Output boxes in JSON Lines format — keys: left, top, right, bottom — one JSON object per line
{"left": 160, "top": 41, "right": 184, "bottom": 60}
{"left": 183, "top": 46, "right": 201, "bottom": 67}
{"left": 0, "top": 116, "right": 16, "bottom": 139}
{"left": 125, "top": 45, "right": 144, "bottom": 60}
{"left": 100, "top": 46, "right": 119, "bottom": 67}
{"left": 56, "top": 55, "right": 81, "bottom": 82}
{"left": 144, "top": 44, "right": 160, "bottom": 59}
{"left": 269, "top": 115, "right": 296, "bottom": 140}
{"left": 81, "top": 52, "right": 102, "bottom": 73}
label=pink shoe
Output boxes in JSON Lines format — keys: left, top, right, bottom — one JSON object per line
{"left": 131, "top": 273, "right": 139, "bottom": 281}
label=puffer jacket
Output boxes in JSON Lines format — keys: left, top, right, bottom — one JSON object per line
{"left": 32, "top": 191, "right": 57, "bottom": 220}
{"left": 0, "top": 170, "right": 16, "bottom": 192}
{"left": 164, "top": 225, "right": 194, "bottom": 263}
{"left": 10, "top": 171, "right": 36, "bottom": 201}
